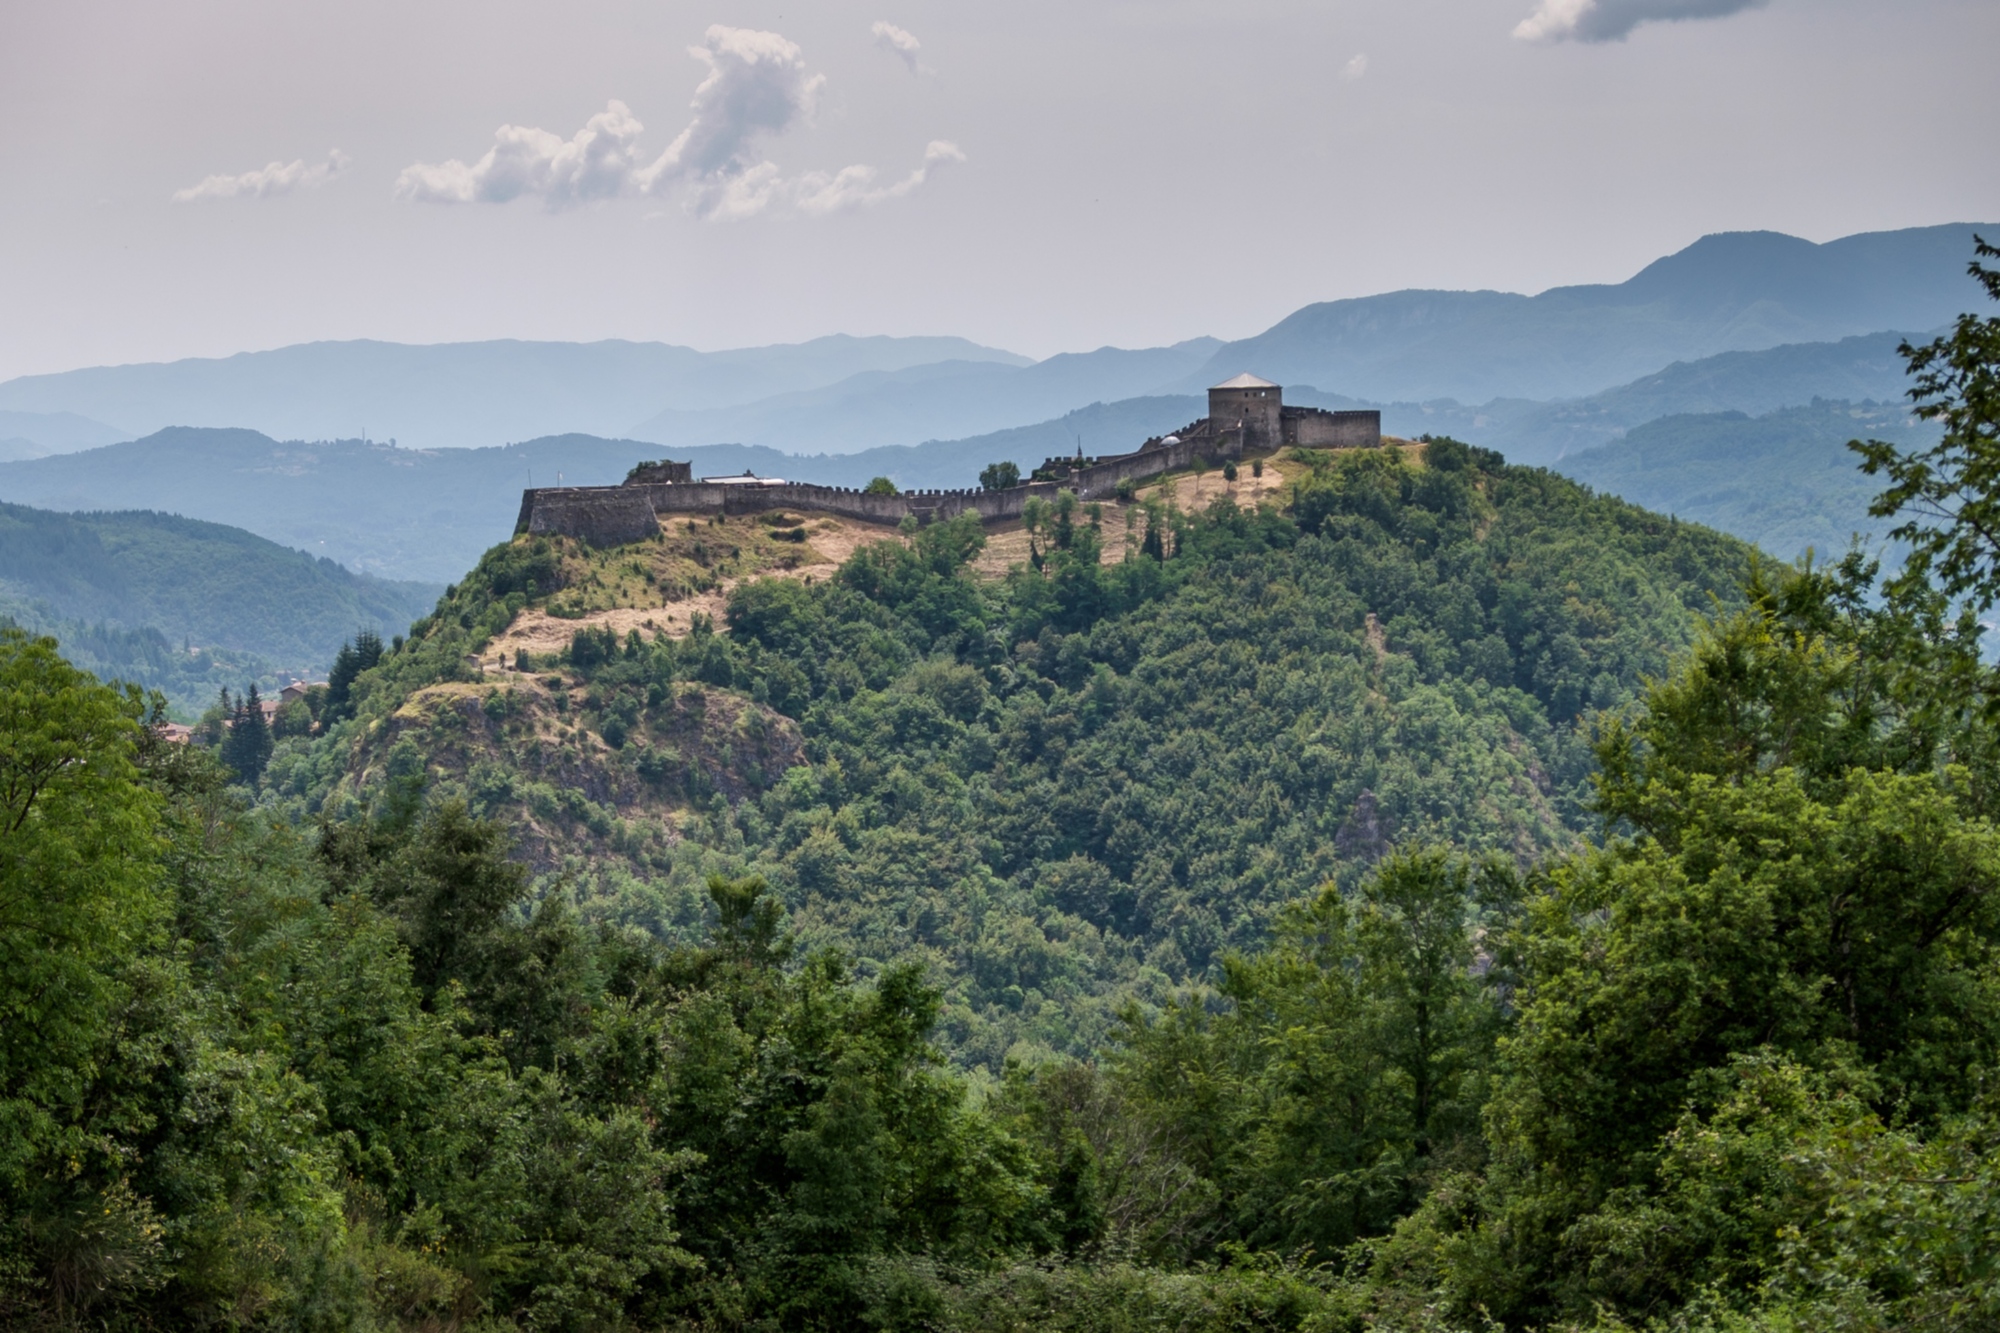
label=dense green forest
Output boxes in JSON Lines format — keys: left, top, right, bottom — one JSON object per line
{"left": 5, "top": 245, "right": 1999, "bottom": 1331}
{"left": 0, "top": 502, "right": 439, "bottom": 712}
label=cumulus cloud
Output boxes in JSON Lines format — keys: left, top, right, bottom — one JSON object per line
{"left": 636, "top": 25, "right": 825, "bottom": 196}
{"left": 1341, "top": 53, "right": 1369, "bottom": 80}
{"left": 173, "top": 149, "right": 350, "bottom": 202}
{"left": 397, "top": 26, "right": 954, "bottom": 220}
{"left": 1513, "top": 0, "right": 1767, "bottom": 42}
{"left": 871, "top": 21, "right": 923, "bottom": 73}
{"left": 396, "top": 102, "right": 645, "bottom": 205}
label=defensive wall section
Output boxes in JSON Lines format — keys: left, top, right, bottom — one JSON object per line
{"left": 514, "top": 383, "right": 1381, "bottom": 546}
{"left": 1285, "top": 406, "right": 1381, "bottom": 449}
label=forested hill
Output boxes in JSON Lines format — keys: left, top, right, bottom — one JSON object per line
{"left": 1559, "top": 398, "right": 1941, "bottom": 561}
{"left": 260, "top": 442, "right": 1750, "bottom": 1064}
{"left": 0, "top": 501, "right": 439, "bottom": 710}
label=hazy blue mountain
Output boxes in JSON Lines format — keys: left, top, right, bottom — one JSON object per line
{"left": 0, "top": 312, "right": 1951, "bottom": 586}
{"left": 0, "top": 334, "right": 1030, "bottom": 450}
{"left": 783, "top": 395, "right": 1213, "bottom": 486}
{"left": 0, "top": 429, "right": 609, "bottom": 582}
{"left": 1192, "top": 223, "right": 1993, "bottom": 403}
{"left": 0, "top": 409, "right": 133, "bottom": 460}
{"left": 624, "top": 339, "right": 1223, "bottom": 453}
{"left": 0, "top": 500, "right": 440, "bottom": 710}
{"left": 0, "top": 404, "right": 1225, "bottom": 583}
{"left": 1337, "top": 329, "right": 1929, "bottom": 464}
{"left": 1551, "top": 400, "right": 1937, "bottom": 562}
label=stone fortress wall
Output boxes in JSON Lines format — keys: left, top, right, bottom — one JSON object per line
{"left": 515, "top": 376, "right": 1381, "bottom": 546}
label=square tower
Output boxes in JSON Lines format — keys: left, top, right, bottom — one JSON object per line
{"left": 1209, "top": 373, "right": 1283, "bottom": 450}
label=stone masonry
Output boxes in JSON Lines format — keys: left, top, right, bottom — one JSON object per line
{"left": 515, "top": 375, "right": 1381, "bottom": 545}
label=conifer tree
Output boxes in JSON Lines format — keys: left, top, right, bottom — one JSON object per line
{"left": 220, "top": 683, "right": 272, "bottom": 784}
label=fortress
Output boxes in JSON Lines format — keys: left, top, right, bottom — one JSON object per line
{"left": 515, "top": 375, "right": 1379, "bottom": 547}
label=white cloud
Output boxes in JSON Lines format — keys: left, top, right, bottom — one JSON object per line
{"left": 1341, "top": 53, "right": 1370, "bottom": 80}
{"left": 396, "top": 102, "right": 645, "bottom": 205}
{"left": 397, "top": 26, "right": 955, "bottom": 221}
{"left": 173, "top": 149, "right": 350, "bottom": 202}
{"left": 794, "top": 140, "right": 963, "bottom": 216}
{"left": 871, "top": 21, "right": 923, "bottom": 74}
{"left": 1513, "top": 0, "right": 1767, "bottom": 42}
{"left": 635, "top": 25, "right": 825, "bottom": 197}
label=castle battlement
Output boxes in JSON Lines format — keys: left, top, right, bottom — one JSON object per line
{"left": 514, "top": 376, "right": 1380, "bottom": 545}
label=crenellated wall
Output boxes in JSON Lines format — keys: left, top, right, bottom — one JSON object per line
{"left": 513, "top": 397, "right": 1384, "bottom": 546}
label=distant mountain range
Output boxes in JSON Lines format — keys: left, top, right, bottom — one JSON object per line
{"left": 1193, "top": 224, "right": 1989, "bottom": 404}
{"left": 0, "top": 222, "right": 1987, "bottom": 457}
{"left": 625, "top": 340, "right": 1221, "bottom": 454}
{"left": 0, "top": 334, "right": 1030, "bottom": 452}
{"left": 0, "top": 322, "right": 1954, "bottom": 584}
{"left": 1357, "top": 328, "right": 1927, "bottom": 465}
{"left": 1554, "top": 400, "right": 1939, "bottom": 564}
{"left": 0, "top": 409, "right": 132, "bottom": 461}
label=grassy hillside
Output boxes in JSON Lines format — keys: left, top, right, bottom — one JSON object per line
{"left": 0, "top": 501, "right": 438, "bottom": 709}
{"left": 261, "top": 441, "right": 1750, "bottom": 1064}
{"left": 1555, "top": 399, "right": 1938, "bottom": 561}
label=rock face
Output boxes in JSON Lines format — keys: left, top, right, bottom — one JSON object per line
{"left": 359, "top": 677, "right": 803, "bottom": 875}
{"left": 1335, "top": 788, "right": 1394, "bottom": 865}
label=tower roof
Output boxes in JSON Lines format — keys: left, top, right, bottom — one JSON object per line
{"left": 1211, "top": 372, "right": 1279, "bottom": 390}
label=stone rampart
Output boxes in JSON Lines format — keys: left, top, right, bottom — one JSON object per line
{"left": 513, "top": 402, "right": 1371, "bottom": 546}
{"left": 1283, "top": 407, "right": 1381, "bottom": 449}
{"left": 517, "top": 488, "right": 659, "bottom": 547}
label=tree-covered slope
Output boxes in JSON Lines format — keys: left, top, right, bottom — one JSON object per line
{"left": 269, "top": 442, "right": 1750, "bottom": 1064}
{"left": 0, "top": 501, "right": 439, "bottom": 707}
{"left": 1555, "top": 399, "right": 1941, "bottom": 561}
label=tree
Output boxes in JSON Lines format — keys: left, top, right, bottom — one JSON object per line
{"left": 219, "top": 683, "right": 273, "bottom": 783}
{"left": 271, "top": 696, "right": 312, "bottom": 738}
{"left": 323, "top": 629, "right": 385, "bottom": 723}
{"left": 1853, "top": 237, "right": 2000, "bottom": 607}
{"left": 979, "top": 460, "right": 1021, "bottom": 491}
{"left": 0, "top": 630, "right": 163, "bottom": 1190}
{"left": 864, "top": 477, "right": 899, "bottom": 496}
{"left": 1433, "top": 588, "right": 2000, "bottom": 1328}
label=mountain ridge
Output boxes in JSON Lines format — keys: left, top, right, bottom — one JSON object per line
{"left": 2, "top": 223, "right": 1987, "bottom": 456}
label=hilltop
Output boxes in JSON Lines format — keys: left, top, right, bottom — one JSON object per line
{"left": 265, "top": 438, "right": 1750, "bottom": 1063}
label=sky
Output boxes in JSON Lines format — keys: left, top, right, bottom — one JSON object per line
{"left": 2, "top": 0, "right": 1996, "bottom": 381}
